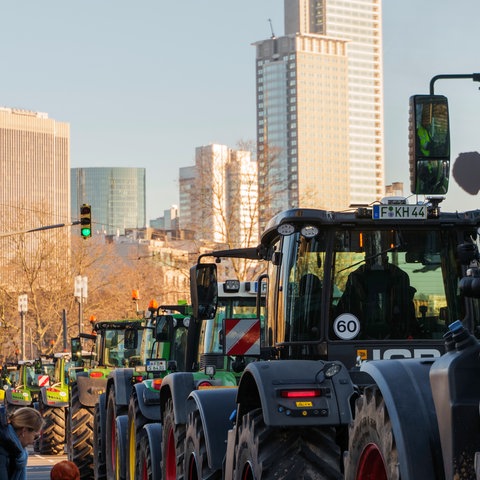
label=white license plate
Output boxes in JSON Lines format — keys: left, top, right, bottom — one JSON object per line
{"left": 146, "top": 359, "right": 167, "bottom": 372}
{"left": 373, "top": 204, "right": 427, "bottom": 220}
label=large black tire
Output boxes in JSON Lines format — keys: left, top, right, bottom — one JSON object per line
{"left": 138, "top": 424, "right": 162, "bottom": 480}
{"left": 184, "top": 409, "right": 221, "bottom": 480}
{"left": 68, "top": 382, "right": 95, "bottom": 479}
{"left": 127, "top": 387, "right": 149, "bottom": 480}
{"left": 233, "top": 408, "right": 343, "bottom": 480}
{"left": 114, "top": 415, "right": 128, "bottom": 480}
{"left": 94, "top": 393, "right": 107, "bottom": 480}
{"left": 343, "top": 387, "right": 399, "bottom": 480}
{"left": 106, "top": 388, "right": 128, "bottom": 479}
{"left": 39, "top": 401, "right": 66, "bottom": 455}
{"left": 162, "top": 397, "right": 186, "bottom": 480}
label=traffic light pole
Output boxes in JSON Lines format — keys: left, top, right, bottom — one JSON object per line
{"left": 78, "top": 297, "right": 83, "bottom": 335}
{"left": 429, "top": 72, "right": 480, "bottom": 94}
{"left": 20, "top": 311, "right": 25, "bottom": 361}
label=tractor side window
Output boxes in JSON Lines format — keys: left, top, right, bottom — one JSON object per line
{"left": 282, "top": 233, "right": 326, "bottom": 343}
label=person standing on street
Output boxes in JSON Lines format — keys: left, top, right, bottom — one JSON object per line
{"left": 0, "top": 406, "right": 44, "bottom": 480}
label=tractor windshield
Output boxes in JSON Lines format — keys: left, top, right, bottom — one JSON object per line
{"left": 104, "top": 328, "right": 144, "bottom": 367}
{"left": 274, "top": 224, "right": 480, "bottom": 347}
{"left": 331, "top": 228, "right": 462, "bottom": 340}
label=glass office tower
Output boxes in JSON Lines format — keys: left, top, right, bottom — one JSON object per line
{"left": 71, "top": 167, "right": 146, "bottom": 236}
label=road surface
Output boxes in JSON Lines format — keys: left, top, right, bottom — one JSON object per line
{"left": 27, "top": 446, "right": 67, "bottom": 480}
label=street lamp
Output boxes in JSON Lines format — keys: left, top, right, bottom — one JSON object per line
{"left": 74, "top": 276, "right": 88, "bottom": 334}
{"left": 17, "top": 294, "right": 28, "bottom": 361}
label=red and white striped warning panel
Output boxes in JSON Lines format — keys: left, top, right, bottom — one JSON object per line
{"left": 224, "top": 318, "right": 261, "bottom": 356}
{"left": 37, "top": 375, "right": 50, "bottom": 387}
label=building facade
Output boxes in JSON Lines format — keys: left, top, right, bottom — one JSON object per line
{"left": 71, "top": 167, "right": 146, "bottom": 236}
{"left": 178, "top": 165, "right": 197, "bottom": 234}
{"left": 179, "top": 144, "right": 259, "bottom": 247}
{"left": 255, "top": 0, "right": 384, "bottom": 226}
{"left": 0, "top": 107, "right": 70, "bottom": 280}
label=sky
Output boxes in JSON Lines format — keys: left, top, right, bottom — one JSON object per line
{"left": 1, "top": 1, "right": 480, "bottom": 222}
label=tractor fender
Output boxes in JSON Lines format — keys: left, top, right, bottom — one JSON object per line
{"left": 143, "top": 422, "right": 162, "bottom": 480}
{"left": 360, "top": 358, "right": 444, "bottom": 480}
{"left": 97, "top": 392, "right": 106, "bottom": 445}
{"left": 115, "top": 415, "right": 128, "bottom": 476}
{"left": 186, "top": 388, "right": 238, "bottom": 472}
{"left": 76, "top": 373, "right": 108, "bottom": 407}
{"left": 236, "top": 360, "right": 355, "bottom": 427}
{"left": 107, "top": 368, "right": 134, "bottom": 407}
{"left": 132, "top": 382, "right": 160, "bottom": 422}
{"left": 159, "top": 372, "right": 196, "bottom": 425}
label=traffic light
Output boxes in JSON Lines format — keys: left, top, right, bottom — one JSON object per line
{"left": 80, "top": 204, "right": 92, "bottom": 238}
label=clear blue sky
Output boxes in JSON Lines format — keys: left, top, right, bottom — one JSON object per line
{"left": 1, "top": 1, "right": 479, "bottom": 222}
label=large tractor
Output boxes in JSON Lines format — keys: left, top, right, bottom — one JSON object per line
{"left": 173, "top": 92, "right": 480, "bottom": 479}
{"left": 66, "top": 319, "right": 145, "bottom": 479}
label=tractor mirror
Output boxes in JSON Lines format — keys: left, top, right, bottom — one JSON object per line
{"left": 409, "top": 94, "right": 450, "bottom": 195}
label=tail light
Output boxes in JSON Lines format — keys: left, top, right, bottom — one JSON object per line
{"left": 279, "top": 389, "right": 321, "bottom": 399}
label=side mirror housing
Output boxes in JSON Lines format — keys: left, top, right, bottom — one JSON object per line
{"left": 409, "top": 94, "right": 450, "bottom": 195}
{"left": 190, "top": 263, "right": 218, "bottom": 320}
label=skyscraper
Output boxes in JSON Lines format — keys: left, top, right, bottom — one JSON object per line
{"left": 0, "top": 107, "right": 70, "bottom": 275}
{"left": 255, "top": 0, "right": 384, "bottom": 226}
{"left": 71, "top": 167, "right": 146, "bottom": 236}
{"left": 180, "top": 144, "right": 258, "bottom": 247}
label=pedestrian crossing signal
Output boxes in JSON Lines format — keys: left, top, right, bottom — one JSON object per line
{"left": 80, "top": 204, "right": 92, "bottom": 238}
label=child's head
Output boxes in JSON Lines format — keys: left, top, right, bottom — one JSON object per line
{"left": 50, "top": 460, "right": 80, "bottom": 480}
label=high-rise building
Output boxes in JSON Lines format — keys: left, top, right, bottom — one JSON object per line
{"left": 0, "top": 107, "right": 70, "bottom": 277}
{"left": 179, "top": 144, "right": 258, "bottom": 247}
{"left": 179, "top": 166, "right": 197, "bottom": 234}
{"left": 71, "top": 167, "right": 146, "bottom": 236}
{"left": 255, "top": 0, "right": 384, "bottom": 226}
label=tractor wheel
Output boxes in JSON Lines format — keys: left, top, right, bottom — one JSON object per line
{"left": 68, "top": 383, "right": 95, "bottom": 479}
{"left": 106, "top": 388, "right": 128, "bottom": 478}
{"left": 343, "top": 386, "right": 399, "bottom": 480}
{"left": 39, "top": 401, "right": 65, "bottom": 455}
{"left": 127, "top": 387, "right": 149, "bottom": 480}
{"left": 114, "top": 415, "right": 128, "bottom": 480}
{"left": 138, "top": 424, "right": 162, "bottom": 480}
{"left": 184, "top": 409, "right": 221, "bottom": 480}
{"left": 162, "top": 397, "right": 186, "bottom": 480}
{"left": 233, "top": 408, "right": 343, "bottom": 480}
{"left": 94, "top": 393, "right": 107, "bottom": 480}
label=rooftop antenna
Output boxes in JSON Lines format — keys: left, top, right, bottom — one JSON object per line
{"left": 268, "top": 18, "right": 276, "bottom": 39}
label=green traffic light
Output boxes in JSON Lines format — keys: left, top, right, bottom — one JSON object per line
{"left": 81, "top": 227, "right": 91, "bottom": 237}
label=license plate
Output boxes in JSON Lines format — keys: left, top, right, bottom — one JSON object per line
{"left": 146, "top": 359, "right": 167, "bottom": 372}
{"left": 373, "top": 204, "right": 427, "bottom": 220}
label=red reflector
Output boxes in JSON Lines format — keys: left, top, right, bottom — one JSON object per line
{"left": 197, "top": 381, "right": 212, "bottom": 388}
{"left": 133, "top": 376, "right": 143, "bottom": 383}
{"left": 89, "top": 371, "right": 104, "bottom": 378}
{"left": 152, "top": 379, "right": 162, "bottom": 391}
{"left": 280, "top": 389, "right": 321, "bottom": 398}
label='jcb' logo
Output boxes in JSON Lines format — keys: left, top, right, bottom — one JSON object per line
{"left": 372, "top": 348, "right": 441, "bottom": 360}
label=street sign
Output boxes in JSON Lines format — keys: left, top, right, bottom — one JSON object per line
{"left": 18, "top": 294, "right": 28, "bottom": 313}
{"left": 74, "top": 276, "right": 88, "bottom": 299}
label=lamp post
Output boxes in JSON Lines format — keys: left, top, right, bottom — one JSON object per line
{"left": 74, "top": 276, "right": 88, "bottom": 334}
{"left": 17, "top": 294, "right": 28, "bottom": 361}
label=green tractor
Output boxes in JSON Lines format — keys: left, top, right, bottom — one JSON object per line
{"left": 136, "top": 280, "right": 262, "bottom": 480}
{"left": 37, "top": 352, "right": 72, "bottom": 455}
{"left": 0, "top": 363, "right": 18, "bottom": 403}
{"left": 66, "top": 319, "right": 145, "bottom": 479}
{"left": 4, "top": 358, "right": 55, "bottom": 412}
{"left": 94, "top": 301, "right": 191, "bottom": 480}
